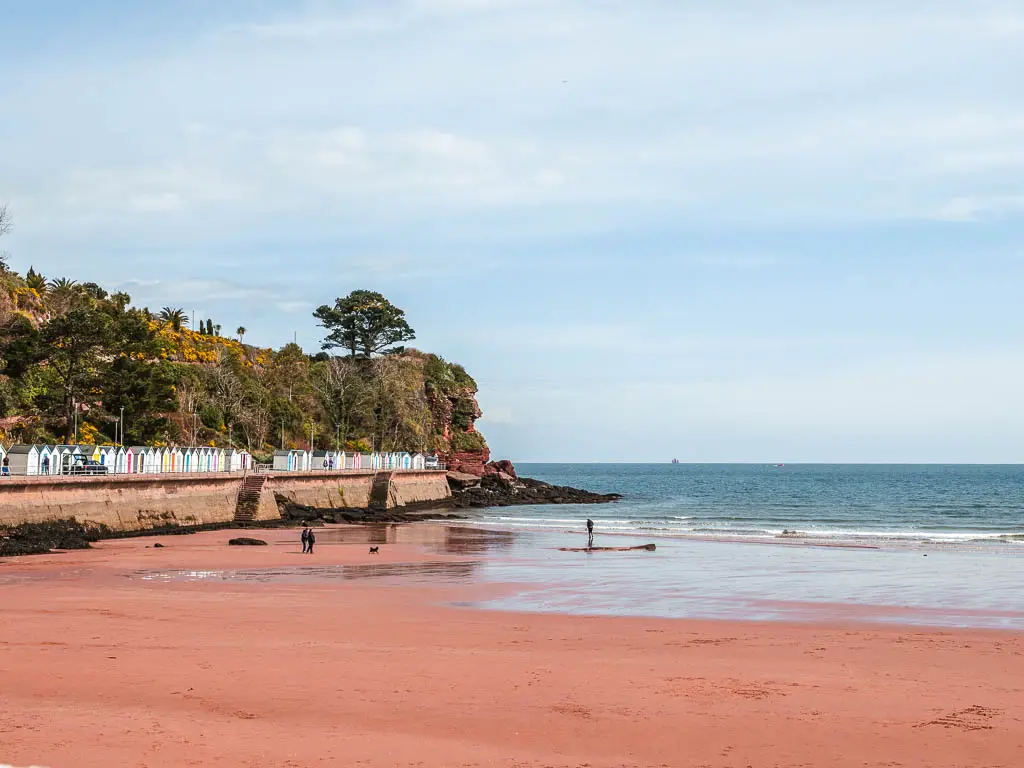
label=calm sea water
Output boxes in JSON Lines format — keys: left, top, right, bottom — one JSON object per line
{"left": 481, "top": 464, "right": 1024, "bottom": 546}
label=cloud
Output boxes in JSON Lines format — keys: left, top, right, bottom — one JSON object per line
{"left": 931, "top": 195, "right": 1024, "bottom": 222}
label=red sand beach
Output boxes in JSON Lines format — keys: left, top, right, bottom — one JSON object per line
{"left": 1, "top": 527, "right": 1022, "bottom": 767}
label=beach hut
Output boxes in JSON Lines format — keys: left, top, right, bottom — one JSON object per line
{"left": 411, "top": 453, "right": 426, "bottom": 470}
{"left": 287, "top": 450, "right": 304, "bottom": 472}
{"left": 273, "top": 450, "right": 291, "bottom": 472}
{"left": 114, "top": 447, "right": 127, "bottom": 474}
{"left": 7, "top": 444, "right": 41, "bottom": 475}
{"left": 186, "top": 448, "right": 199, "bottom": 472}
{"left": 214, "top": 448, "right": 225, "bottom": 472}
{"left": 98, "top": 446, "right": 116, "bottom": 469}
{"left": 52, "top": 445, "right": 80, "bottom": 475}
{"left": 37, "top": 445, "right": 54, "bottom": 475}
{"left": 196, "top": 447, "right": 207, "bottom": 472}
{"left": 238, "top": 450, "right": 252, "bottom": 471}
{"left": 158, "top": 448, "right": 169, "bottom": 473}
{"left": 311, "top": 450, "right": 330, "bottom": 471}
{"left": 75, "top": 445, "right": 100, "bottom": 463}
{"left": 201, "top": 447, "right": 212, "bottom": 472}
{"left": 126, "top": 446, "right": 143, "bottom": 473}
{"left": 205, "top": 448, "right": 215, "bottom": 473}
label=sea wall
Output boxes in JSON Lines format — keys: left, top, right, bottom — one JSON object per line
{"left": 268, "top": 471, "right": 376, "bottom": 511}
{"left": 387, "top": 472, "right": 452, "bottom": 508}
{"left": 0, "top": 474, "right": 241, "bottom": 531}
{"left": 0, "top": 471, "right": 452, "bottom": 532}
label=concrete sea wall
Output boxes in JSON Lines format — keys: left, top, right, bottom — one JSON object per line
{"left": 0, "top": 474, "right": 242, "bottom": 530}
{"left": 0, "top": 471, "right": 451, "bottom": 532}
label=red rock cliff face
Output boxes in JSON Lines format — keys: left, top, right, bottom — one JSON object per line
{"left": 426, "top": 375, "right": 490, "bottom": 477}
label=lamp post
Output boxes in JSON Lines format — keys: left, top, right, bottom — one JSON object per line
{"left": 192, "top": 412, "right": 198, "bottom": 447}
{"left": 119, "top": 406, "right": 125, "bottom": 447}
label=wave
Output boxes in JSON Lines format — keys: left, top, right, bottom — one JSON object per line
{"left": 468, "top": 513, "right": 1024, "bottom": 545}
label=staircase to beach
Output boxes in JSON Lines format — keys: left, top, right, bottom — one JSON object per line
{"left": 234, "top": 474, "right": 268, "bottom": 524}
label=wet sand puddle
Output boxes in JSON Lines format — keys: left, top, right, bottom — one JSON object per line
{"left": 312, "top": 524, "right": 517, "bottom": 555}
{"left": 129, "top": 560, "right": 482, "bottom": 585}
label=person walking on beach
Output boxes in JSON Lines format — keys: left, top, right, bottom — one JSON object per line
{"left": 586, "top": 518, "right": 594, "bottom": 548}
{"left": 306, "top": 528, "right": 316, "bottom": 555}
{"left": 301, "top": 527, "right": 310, "bottom": 554}
{"left": 1, "top": 456, "right": 9, "bottom": 477}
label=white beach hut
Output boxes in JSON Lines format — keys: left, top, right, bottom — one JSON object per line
{"left": 7, "top": 444, "right": 41, "bottom": 475}
{"left": 114, "top": 447, "right": 127, "bottom": 474}
{"left": 53, "top": 445, "right": 81, "bottom": 474}
{"left": 311, "top": 450, "right": 330, "bottom": 471}
{"left": 273, "top": 450, "right": 291, "bottom": 472}
{"left": 238, "top": 450, "right": 252, "bottom": 471}
{"left": 411, "top": 453, "right": 426, "bottom": 470}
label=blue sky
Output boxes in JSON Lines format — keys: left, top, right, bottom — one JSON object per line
{"left": 2, "top": 1, "right": 1024, "bottom": 462}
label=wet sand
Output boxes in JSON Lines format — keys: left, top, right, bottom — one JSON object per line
{"left": 1, "top": 527, "right": 1022, "bottom": 767}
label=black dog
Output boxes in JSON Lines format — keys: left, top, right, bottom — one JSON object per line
{"left": 368, "top": 546, "right": 379, "bottom": 555}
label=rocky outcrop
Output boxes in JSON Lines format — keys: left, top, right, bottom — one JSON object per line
{"left": 448, "top": 475, "right": 621, "bottom": 509}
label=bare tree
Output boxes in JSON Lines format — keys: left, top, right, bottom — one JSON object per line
{"left": 0, "top": 204, "right": 11, "bottom": 239}
{"left": 312, "top": 357, "right": 371, "bottom": 449}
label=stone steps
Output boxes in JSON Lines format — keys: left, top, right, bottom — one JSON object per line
{"left": 234, "top": 474, "right": 268, "bottom": 523}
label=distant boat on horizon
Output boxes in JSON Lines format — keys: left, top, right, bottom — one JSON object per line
{"left": 671, "top": 458, "right": 680, "bottom": 464}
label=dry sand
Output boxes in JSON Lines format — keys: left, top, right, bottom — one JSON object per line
{"left": 1, "top": 527, "right": 1022, "bottom": 767}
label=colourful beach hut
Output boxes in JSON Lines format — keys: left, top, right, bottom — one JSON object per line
{"left": 126, "top": 446, "right": 145, "bottom": 473}
{"left": 99, "top": 445, "right": 116, "bottom": 468}
{"left": 214, "top": 448, "right": 225, "bottom": 472}
{"left": 38, "top": 445, "right": 54, "bottom": 475}
{"left": 7, "top": 444, "right": 41, "bottom": 475}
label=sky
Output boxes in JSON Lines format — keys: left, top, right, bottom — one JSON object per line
{"left": 2, "top": 0, "right": 1024, "bottom": 463}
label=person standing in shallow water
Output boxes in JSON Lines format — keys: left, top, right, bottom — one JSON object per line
{"left": 306, "top": 528, "right": 316, "bottom": 555}
{"left": 587, "top": 518, "right": 594, "bottom": 548}
{"left": 301, "top": 527, "right": 310, "bottom": 554}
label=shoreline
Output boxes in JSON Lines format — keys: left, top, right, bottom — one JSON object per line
{"left": 1, "top": 526, "right": 1021, "bottom": 767}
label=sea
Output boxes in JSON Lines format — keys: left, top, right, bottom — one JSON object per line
{"left": 481, "top": 463, "right": 1024, "bottom": 546}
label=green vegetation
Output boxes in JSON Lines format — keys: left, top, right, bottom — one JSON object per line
{"left": 314, "top": 289, "right": 416, "bottom": 357}
{"left": 0, "top": 209, "right": 487, "bottom": 459}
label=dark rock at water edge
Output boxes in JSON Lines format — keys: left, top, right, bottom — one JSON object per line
{"left": 446, "top": 473, "right": 622, "bottom": 509}
{"left": 228, "top": 537, "right": 268, "bottom": 546}
{"left": 0, "top": 519, "right": 93, "bottom": 557}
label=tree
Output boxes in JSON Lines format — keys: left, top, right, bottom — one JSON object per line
{"left": 214, "top": 323, "right": 222, "bottom": 337}
{"left": 206, "top": 319, "right": 214, "bottom": 336}
{"left": 38, "top": 308, "right": 114, "bottom": 441}
{"left": 158, "top": 307, "right": 188, "bottom": 331}
{"left": 313, "top": 290, "right": 415, "bottom": 357}
{"left": 24, "top": 267, "right": 47, "bottom": 294}
{"left": 47, "top": 278, "right": 82, "bottom": 315}
{"left": 237, "top": 326, "right": 246, "bottom": 342}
